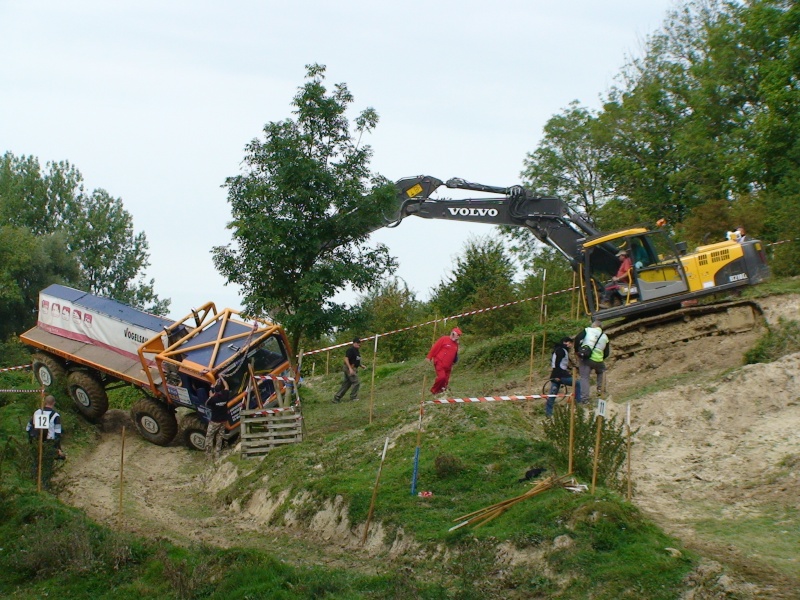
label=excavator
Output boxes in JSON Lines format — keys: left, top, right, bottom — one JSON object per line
{"left": 383, "top": 175, "right": 771, "bottom": 354}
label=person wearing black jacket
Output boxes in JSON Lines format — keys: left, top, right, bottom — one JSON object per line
{"left": 546, "top": 337, "right": 577, "bottom": 417}
{"left": 26, "top": 395, "right": 64, "bottom": 487}
{"left": 204, "top": 376, "right": 230, "bottom": 460}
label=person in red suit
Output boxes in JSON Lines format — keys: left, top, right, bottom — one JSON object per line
{"left": 426, "top": 327, "right": 462, "bottom": 395}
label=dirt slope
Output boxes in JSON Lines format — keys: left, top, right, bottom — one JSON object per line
{"left": 56, "top": 294, "right": 800, "bottom": 595}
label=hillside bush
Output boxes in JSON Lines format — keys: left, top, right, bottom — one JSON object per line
{"left": 542, "top": 404, "right": 631, "bottom": 492}
{"left": 744, "top": 318, "right": 800, "bottom": 364}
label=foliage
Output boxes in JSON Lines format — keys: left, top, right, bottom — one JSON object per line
{"left": 542, "top": 404, "right": 631, "bottom": 491}
{"left": 213, "top": 64, "right": 397, "bottom": 352}
{"left": 521, "top": 101, "right": 615, "bottom": 218}
{"left": 515, "top": 0, "right": 800, "bottom": 276}
{"left": 348, "top": 278, "right": 429, "bottom": 362}
{"left": 744, "top": 317, "right": 800, "bottom": 364}
{"left": 0, "top": 152, "right": 168, "bottom": 322}
{"left": 430, "top": 235, "right": 522, "bottom": 337}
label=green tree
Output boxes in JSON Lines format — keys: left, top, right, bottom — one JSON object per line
{"left": 212, "top": 64, "right": 397, "bottom": 352}
{"left": 521, "top": 101, "right": 616, "bottom": 218}
{"left": 0, "top": 152, "right": 169, "bottom": 317}
{"left": 430, "top": 236, "right": 522, "bottom": 337}
{"left": 349, "top": 279, "right": 428, "bottom": 362}
{"left": 0, "top": 226, "right": 80, "bottom": 339}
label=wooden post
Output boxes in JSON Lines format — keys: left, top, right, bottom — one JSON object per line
{"left": 411, "top": 376, "right": 427, "bottom": 496}
{"left": 528, "top": 333, "right": 536, "bottom": 394}
{"left": 362, "top": 437, "right": 390, "bottom": 545}
{"left": 626, "top": 402, "right": 633, "bottom": 502}
{"left": 539, "top": 269, "right": 547, "bottom": 324}
{"left": 325, "top": 350, "right": 330, "bottom": 376}
{"left": 591, "top": 399, "right": 606, "bottom": 494}
{"left": 36, "top": 389, "right": 45, "bottom": 493}
{"left": 540, "top": 330, "right": 548, "bottom": 363}
{"left": 570, "top": 271, "right": 577, "bottom": 318}
{"left": 248, "top": 364, "right": 264, "bottom": 408}
{"left": 568, "top": 367, "right": 577, "bottom": 475}
{"left": 118, "top": 426, "right": 126, "bottom": 528}
{"left": 369, "top": 335, "right": 378, "bottom": 424}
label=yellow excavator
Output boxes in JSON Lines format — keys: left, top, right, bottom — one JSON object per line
{"left": 385, "top": 175, "right": 771, "bottom": 353}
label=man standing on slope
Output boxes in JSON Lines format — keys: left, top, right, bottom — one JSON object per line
{"left": 427, "top": 327, "right": 462, "bottom": 396}
{"left": 575, "top": 320, "right": 610, "bottom": 404}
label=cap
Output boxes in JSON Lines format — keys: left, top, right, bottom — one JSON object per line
{"left": 451, "top": 327, "right": 462, "bottom": 336}
{"left": 353, "top": 337, "right": 361, "bottom": 344}
{"left": 616, "top": 249, "right": 628, "bottom": 257}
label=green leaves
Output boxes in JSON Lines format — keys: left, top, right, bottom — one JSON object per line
{"left": 213, "top": 64, "right": 397, "bottom": 351}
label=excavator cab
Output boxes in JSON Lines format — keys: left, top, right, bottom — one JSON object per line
{"left": 581, "top": 228, "right": 690, "bottom": 314}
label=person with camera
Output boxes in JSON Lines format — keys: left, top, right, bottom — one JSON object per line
{"left": 574, "top": 320, "right": 610, "bottom": 404}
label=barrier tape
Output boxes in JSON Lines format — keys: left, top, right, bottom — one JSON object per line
{"left": 0, "top": 364, "right": 32, "bottom": 373}
{"left": 248, "top": 406, "right": 301, "bottom": 416}
{"left": 304, "top": 286, "right": 576, "bottom": 356}
{"left": 253, "top": 375, "right": 296, "bottom": 383}
{"left": 0, "top": 388, "right": 43, "bottom": 394}
{"left": 426, "top": 393, "right": 571, "bottom": 405}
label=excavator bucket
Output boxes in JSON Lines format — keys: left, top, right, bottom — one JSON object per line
{"left": 383, "top": 176, "right": 444, "bottom": 225}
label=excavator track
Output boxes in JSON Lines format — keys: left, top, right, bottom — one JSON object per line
{"left": 605, "top": 299, "right": 765, "bottom": 358}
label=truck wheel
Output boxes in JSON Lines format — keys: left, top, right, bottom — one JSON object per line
{"left": 131, "top": 398, "right": 178, "bottom": 446}
{"left": 32, "top": 353, "right": 67, "bottom": 388}
{"left": 182, "top": 413, "right": 208, "bottom": 451}
{"left": 67, "top": 371, "right": 109, "bottom": 421}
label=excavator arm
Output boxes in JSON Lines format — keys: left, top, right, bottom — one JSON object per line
{"left": 386, "top": 175, "right": 607, "bottom": 269}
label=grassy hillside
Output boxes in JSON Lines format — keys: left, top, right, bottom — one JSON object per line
{"left": 1, "top": 281, "right": 798, "bottom": 599}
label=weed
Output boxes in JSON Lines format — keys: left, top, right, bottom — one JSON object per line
{"left": 434, "top": 453, "right": 465, "bottom": 478}
{"left": 744, "top": 317, "right": 800, "bottom": 364}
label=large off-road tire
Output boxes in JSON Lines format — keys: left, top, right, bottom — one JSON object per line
{"left": 31, "top": 353, "right": 68, "bottom": 388}
{"left": 131, "top": 398, "right": 178, "bottom": 446}
{"left": 67, "top": 371, "right": 109, "bottom": 421}
{"left": 181, "top": 413, "right": 208, "bottom": 451}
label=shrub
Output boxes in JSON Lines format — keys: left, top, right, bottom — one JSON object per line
{"left": 744, "top": 318, "right": 800, "bottom": 364}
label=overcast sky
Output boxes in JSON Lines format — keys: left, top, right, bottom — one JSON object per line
{"left": 0, "top": 1, "right": 677, "bottom": 319}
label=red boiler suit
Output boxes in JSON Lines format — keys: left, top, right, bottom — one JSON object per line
{"left": 427, "top": 335, "right": 459, "bottom": 394}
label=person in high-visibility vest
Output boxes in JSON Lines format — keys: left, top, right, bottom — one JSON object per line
{"left": 26, "top": 395, "right": 64, "bottom": 488}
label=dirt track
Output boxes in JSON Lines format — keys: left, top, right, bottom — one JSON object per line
{"left": 56, "top": 295, "right": 800, "bottom": 591}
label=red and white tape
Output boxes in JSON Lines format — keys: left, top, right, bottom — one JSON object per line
{"left": 0, "top": 388, "right": 42, "bottom": 394}
{"left": 427, "top": 393, "right": 570, "bottom": 405}
{"left": 253, "top": 375, "right": 296, "bottom": 383}
{"left": 248, "top": 406, "right": 301, "bottom": 416}
{"left": 0, "top": 364, "right": 31, "bottom": 373}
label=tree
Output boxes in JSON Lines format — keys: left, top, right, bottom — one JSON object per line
{"left": 350, "top": 278, "right": 428, "bottom": 362}
{"left": 0, "top": 152, "right": 169, "bottom": 317}
{"left": 212, "top": 64, "right": 398, "bottom": 352}
{"left": 521, "top": 101, "right": 616, "bottom": 218}
{"left": 0, "top": 226, "right": 80, "bottom": 339}
{"left": 430, "top": 236, "right": 522, "bottom": 337}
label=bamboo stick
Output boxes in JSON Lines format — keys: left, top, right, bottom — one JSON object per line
{"left": 362, "top": 437, "right": 389, "bottom": 545}
{"left": 369, "top": 335, "right": 378, "bottom": 424}
{"left": 118, "top": 426, "right": 126, "bottom": 528}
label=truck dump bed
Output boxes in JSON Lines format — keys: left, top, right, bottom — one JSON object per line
{"left": 20, "top": 284, "right": 174, "bottom": 389}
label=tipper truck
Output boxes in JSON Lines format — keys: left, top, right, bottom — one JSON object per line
{"left": 20, "top": 284, "right": 295, "bottom": 450}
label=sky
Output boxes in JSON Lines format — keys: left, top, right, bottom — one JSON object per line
{"left": 0, "top": 1, "right": 677, "bottom": 320}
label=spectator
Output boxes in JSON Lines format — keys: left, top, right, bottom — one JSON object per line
{"left": 546, "top": 337, "right": 580, "bottom": 417}
{"left": 205, "top": 376, "right": 230, "bottom": 460}
{"left": 26, "top": 395, "right": 64, "bottom": 488}
{"left": 574, "top": 320, "right": 610, "bottom": 404}
{"left": 736, "top": 226, "right": 749, "bottom": 243}
{"left": 427, "top": 327, "right": 462, "bottom": 396}
{"left": 332, "top": 337, "right": 363, "bottom": 403}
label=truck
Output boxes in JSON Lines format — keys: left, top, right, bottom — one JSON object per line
{"left": 386, "top": 175, "right": 771, "bottom": 352}
{"left": 20, "top": 284, "right": 296, "bottom": 450}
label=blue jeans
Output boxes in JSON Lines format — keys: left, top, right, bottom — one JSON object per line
{"left": 546, "top": 377, "right": 580, "bottom": 416}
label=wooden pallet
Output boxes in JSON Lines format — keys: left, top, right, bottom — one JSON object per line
{"left": 240, "top": 407, "right": 303, "bottom": 458}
